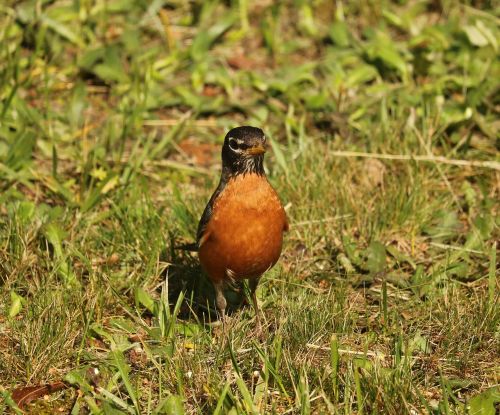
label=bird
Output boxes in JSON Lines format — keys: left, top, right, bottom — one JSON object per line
{"left": 196, "top": 126, "right": 288, "bottom": 321}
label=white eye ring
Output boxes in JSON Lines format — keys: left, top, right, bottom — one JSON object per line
{"left": 228, "top": 137, "right": 245, "bottom": 151}
{"left": 228, "top": 138, "right": 239, "bottom": 151}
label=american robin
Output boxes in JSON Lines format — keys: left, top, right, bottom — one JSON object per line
{"left": 197, "top": 126, "right": 288, "bottom": 320}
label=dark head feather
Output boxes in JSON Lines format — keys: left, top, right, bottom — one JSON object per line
{"left": 221, "top": 126, "right": 267, "bottom": 178}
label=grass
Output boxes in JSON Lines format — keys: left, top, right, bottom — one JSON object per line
{"left": 0, "top": 0, "right": 499, "bottom": 413}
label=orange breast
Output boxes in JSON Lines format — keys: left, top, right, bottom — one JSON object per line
{"left": 198, "top": 174, "right": 287, "bottom": 283}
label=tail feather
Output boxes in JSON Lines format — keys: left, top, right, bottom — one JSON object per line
{"left": 174, "top": 242, "right": 198, "bottom": 252}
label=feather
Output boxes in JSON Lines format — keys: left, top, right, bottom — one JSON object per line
{"left": 196, "top": 179, "right": 227, "bottom": 247}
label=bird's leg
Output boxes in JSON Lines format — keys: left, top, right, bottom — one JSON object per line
{"left": 213, "top": 281, "right": 227, "bottom": 322}
{"left": 249, "top": 278, "right": 262, "bottom": 330}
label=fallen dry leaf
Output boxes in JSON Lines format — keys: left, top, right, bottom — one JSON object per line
{"left": 226, "top": 54, "right": 258, "bottom": 70}
{"left": 12, "top": 381, "right": 67, "bottom": 409}
{"left": 361, "top": 158, "right": 386, "bottom": 189}
{"left": 318, "top": 279, "right": 330, "bottom": 289}
{"left": 178, "top": 138, "right": 219, "bottom": 167}
{"left": 202, "top": 84, "right": 222, "bottom": 97}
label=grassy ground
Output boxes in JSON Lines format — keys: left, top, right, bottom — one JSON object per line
{"left": 0, "top": 1, "right": 499, "bottom": 414}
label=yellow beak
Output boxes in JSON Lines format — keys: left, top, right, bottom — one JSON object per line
{"left": 246, "top": 145, "right": 267, "bottom": 156}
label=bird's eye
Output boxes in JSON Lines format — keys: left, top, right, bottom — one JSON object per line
{"left": 239, "top": 143, "right": 249, "bottom": 150}
{"left": 229, "top": 139, "right": 239, "bottom": 151}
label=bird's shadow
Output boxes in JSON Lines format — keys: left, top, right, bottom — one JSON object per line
{"left": 161, "top": 241, "right": 249, "bottom": 323}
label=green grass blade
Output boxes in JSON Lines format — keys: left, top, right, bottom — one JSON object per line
{"left": 111, "top": 350, "right": 140, "bottom": 414}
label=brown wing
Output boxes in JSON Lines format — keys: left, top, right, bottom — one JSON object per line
{"left": 196, "top": 179, "right": 227, "bottom": 248}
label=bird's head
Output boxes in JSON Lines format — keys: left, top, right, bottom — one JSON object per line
{"left": 221, "top": 126, "right": 267, "bottom": 176}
